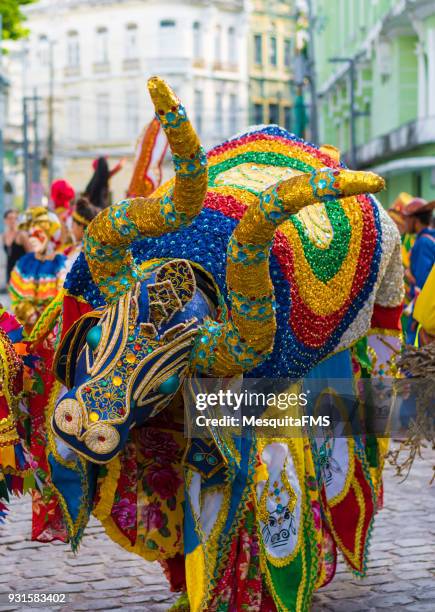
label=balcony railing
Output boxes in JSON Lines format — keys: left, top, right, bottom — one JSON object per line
{"left": 212, "top": 61, "right": 238, "bottom": 72}
{"left": 93, "top": 61, "right": 110, "bottom": 74}
{"left": 147, "top": 57, "right": 190, "bottom": 74}
{"left": 64, "top": 65, "right": 80, "bottom": 78}
{"left": 192, "top": 58, "right": 206, "bottom": 69}
{"left": 122, "top": 58, "right": 140, "bottom": 71}
{"left": 356, "top": 116, "right": 435, "bottom": 166}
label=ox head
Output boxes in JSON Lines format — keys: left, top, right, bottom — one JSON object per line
{"left": 52, "top": 77, "right": 386, "bottom": 464}
{"left": 53, "top": 259, "right": 217, "bottom": 462}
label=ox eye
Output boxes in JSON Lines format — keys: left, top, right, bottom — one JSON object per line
{"left": 158, "top": 373, "right": 180, "bottom": 395}
{"left": 86, "top": 325, "right": 102, "bottom": 350}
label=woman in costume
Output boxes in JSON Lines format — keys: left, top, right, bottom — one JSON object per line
{"left": 84, "top": 156, "right": 125, "bottom": 209}
{"left": 43, "top": 78, "right": 403, "bottom": 611}
{"left": 8, "top": 208, "right": 67, "bottom": 333}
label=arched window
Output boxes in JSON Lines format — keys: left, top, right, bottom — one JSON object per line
{"left": 66, "top": 31, "right": 80, "bottom": 68}
{"left": 96, "top": 27, "right": 109, "bottom": 63}
{"left": 125, "top": 23, "right": 138, "bottom": 59}
{"left": 193, "top": 21, "right": 202, "bottom": 60}
{"left": 38, "top": 34, "right": 49, "bottom": 65}
{"left": 269, "top": 35, "right": 277, "bottom": 66}
{"left": 228, "top": 26, "right": 236, "bottom": 62}
{"left": 214, "top": 25, "right": 222, "bottom": 63}
{"left": 254, "top": 34, "right": 262, "bottom": 65}
{"left": 159, "top": 20, "right": 176, "bottom": 57}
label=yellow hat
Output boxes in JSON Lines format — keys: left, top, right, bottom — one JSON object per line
{"left": 390, "top": 192, "right": 413, "bottom": 212}
{"left": 18, "top": 206, "right": 61, "bottom": 238}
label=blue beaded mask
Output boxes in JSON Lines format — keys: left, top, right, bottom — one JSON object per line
{"left": 53, "top": 259, "right": 215, "bottom": 463}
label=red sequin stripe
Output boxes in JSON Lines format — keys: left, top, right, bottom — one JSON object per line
{"left": 273, "top": 196, "right": 377, "bottom": 348}
{"left": 204, "top": 191, "right": 247, "bottom": 219}
{"left": 207, "top": 132, "right": 341, "bottom": 169}
{"left": 371, "top": 303, "right": 403, "bottom": 331}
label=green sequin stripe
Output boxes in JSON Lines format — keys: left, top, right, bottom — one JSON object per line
{"left": 208, "top": 152, "right": 314, "bottom": 194}
{"left": 290, "top": 200, "right": 351, "bottom": 283}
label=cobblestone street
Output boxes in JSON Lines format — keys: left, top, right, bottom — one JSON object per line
{"left": 0, "top": 450, "right": 433, "bottom": 611}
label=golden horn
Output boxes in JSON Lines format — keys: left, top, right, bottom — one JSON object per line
{"left": 192, "top": 168, "right": 385, "bottom": 375}
{"left": 84, "top": 77, "right": 208, "bottom": 302}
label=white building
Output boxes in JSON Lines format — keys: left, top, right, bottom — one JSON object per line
{"left": 5, "top": 0, "right": 249, "bottom": 201}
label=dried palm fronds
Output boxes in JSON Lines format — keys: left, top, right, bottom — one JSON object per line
{"left": 386, "top": 343, "right": 435, "bottom": 483}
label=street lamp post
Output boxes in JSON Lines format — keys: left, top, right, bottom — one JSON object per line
{"left": 32, "top": 88, "right": 41, "bottom": 185}
{"left": 47, "top": 40, "right": 55, "bottom": 187}
{"left": 23, "top": 97, "right": 29, "bottom": 208}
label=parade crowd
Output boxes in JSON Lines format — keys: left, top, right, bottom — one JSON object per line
{"left": 2, "top": 156, "right": 124, "bottom": 333}
{"left": 387, "top": 193, "right": 435, "bottom": 347}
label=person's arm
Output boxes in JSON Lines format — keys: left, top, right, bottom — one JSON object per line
{"left": 412, "top": 237, "right": 435, "bottom": 290}
{"left": 108, "top": 158, "right": 126, "bottom": 178}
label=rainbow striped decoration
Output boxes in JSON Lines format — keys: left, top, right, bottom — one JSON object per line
{"left": 66, "top": 125, "right": 401, "bottom": 379}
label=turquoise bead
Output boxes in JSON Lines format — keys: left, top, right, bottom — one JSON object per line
{"left": 86, "top": 325, "right": 102, "bottom": 350}
{"left": 158, "top": 374, "right": 180, "bottom": 395}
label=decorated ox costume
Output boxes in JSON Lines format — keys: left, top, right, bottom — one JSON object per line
{"left": 44, "top": 78, "right": 402, "bottom": 611}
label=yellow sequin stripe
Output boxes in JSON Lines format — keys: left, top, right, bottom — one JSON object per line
{"left": 28, "top": 290, "right": 65, "bottom": 343}
{"left": 279, "top": 201, "right": 363, "bottom": 316}
{"left": 207, "top": 140, "right": 328, "bottom": 171}
{"left": 93, "top": 455, "right": 122, "bottom": 521}
{"left": 85, "top": 77, "right": 207, "bottom": 300}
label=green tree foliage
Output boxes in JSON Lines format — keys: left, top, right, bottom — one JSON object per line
{"left": 0, "top": 0, "right": 35, "bottom": 41}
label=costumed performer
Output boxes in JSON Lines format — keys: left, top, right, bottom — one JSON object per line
{"left": 8, "top": 208, "right": 67, "bottom": 333}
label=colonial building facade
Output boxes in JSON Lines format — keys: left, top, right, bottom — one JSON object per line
{"left": 314, "top": 0, "right": 435, "bottom": 204}
{"left": 5, "top": 0, "right": 249, "bottom": 201}
{"left": 248, "top": 0, "right": 295, "bottom": 131}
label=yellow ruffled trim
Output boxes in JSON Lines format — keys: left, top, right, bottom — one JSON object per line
{"left": 93, "top": 435, "right": 184, "bottom": 563}
{"left": 93, "top": 456, "right": 121, "bottom": 521}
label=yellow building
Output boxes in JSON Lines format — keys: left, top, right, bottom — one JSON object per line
{"left": 248, "top": 0, "right": 295, "bottom": 130}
